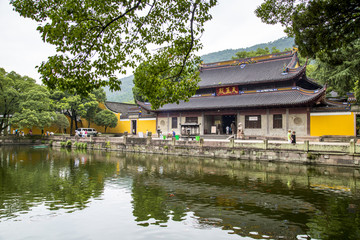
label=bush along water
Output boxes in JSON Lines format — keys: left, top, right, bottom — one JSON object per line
{"left": 74, "top": 142, "right": 88, "bottom": 149}
{"left": 105, "top": 141, "right": 111, "bottom": 150}
{"left": 66, "top": 140, "right": 72, "bottom": 148}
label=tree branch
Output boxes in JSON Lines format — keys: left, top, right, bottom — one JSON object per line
{"left": 163, "top": 1, "right": 199, "bottom": 82}
{"left": 83, "top": 0, "right": 144, "bottom": 60}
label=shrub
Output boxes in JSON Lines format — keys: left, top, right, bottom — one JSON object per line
{"left": 105, "top": 141, "right": 111, "bottom": 149}
{"left": 307, "top": 153, "right": 318, "bottom": 160}
{"left": 74, "top": 142, "right": 87, "bottom": 149}
{"left": 60, "top": 142, "right": 66, "bottom": 148}
{"left": 66, "top": 140, "right": 72, "bottom": 148}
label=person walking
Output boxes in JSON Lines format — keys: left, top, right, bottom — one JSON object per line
{"left": 291, "top": 131, "right": 296, "bottom": 144}
{"left": 237, "top": 122, "right": 244, "bottom": 139}
{"left": 287, "top": 130, "right": 292, "bottom": 143}
{"left": 230, "top": 122, "right": 236, "bottom": 135}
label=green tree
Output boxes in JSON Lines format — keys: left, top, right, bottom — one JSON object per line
{"left": 0, "top": 69, "right": 37, "bottom": 134}
{"left": 256, "top": 0, "right": 360, "bottom": 97}
{"left": 51, "top": 92, "right": 85, "bottom": 134}
{"left": 255, "top": 0, "right": 360, "bottom": 59}
{"left": 232, "top": 46, "right": 280, "bottom": 60}
{"left": 94, "top": 110, "right": 118, "bottom": 133}
{"left": 50, "top": 88, "right": 105, "bottom": 134}
{"left": 271, "top": 46, "right": 281, "bottom": 53}
{"left": 133, "top": 48, "right": 201, "bottom": 110}
{"left": 10, "top": 86, "right": 55, "bottom": 132}
{"left": 309, "top": 40, "right": 360, "bottom": 97}
{"left": 81, "top": 88, "right": 107, "bottom": 128}
{"left": 52, "top": 113, "right": 70, "bottom": 134}
{"left": 132, "top": 86, "right": 148, "bottom": 103}
{"left": 10, "top": 0, "right": 217, "bottom": 107}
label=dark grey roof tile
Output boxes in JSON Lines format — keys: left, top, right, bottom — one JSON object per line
{"left": 157, "top": 88, "right": 325, "bottom": 111}
{"left": 199, "top": 56, "right": 303, "bottom": 88}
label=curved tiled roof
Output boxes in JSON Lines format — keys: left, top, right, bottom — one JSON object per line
{"left": 157, "top": 87, "right": 326, "bottom": 111}
{"left": 105, "top": 102, "right": 135, "bottom": 117}
{"left": 105, "top": 102, "right": 155, "bottom": 118}
{"left": 199, "top": 55, "right": 305, "bottom": 88}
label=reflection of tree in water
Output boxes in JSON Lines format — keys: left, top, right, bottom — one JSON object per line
{"left": 0, "top": 147, "right": 116, "bottom": 220}
{"left": 307, "top": 197, "right": 360, "bottom": 240}
{"left": 126, "top": 154, "right": 360, "bottom": 238}
{"left": 131, "top": 173, "right": 187, "bottom": 226}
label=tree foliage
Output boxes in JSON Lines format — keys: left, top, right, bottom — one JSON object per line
{"left": 94, "top": 109, "right": 118, "bottom": 133}
{"left": 0, "top": 69, "right": 39, "bottom": 134}
{"left": 133, "top": 48, "right": 201, "bottom": 109}
{"left": 10, "top": 86, "right": 55, "bottom": 131}
{"left": 81, "top": 88, "right": 107, "bottom": 127}
{"left": 255, "top": 0, "right": 360, "bottom": 59}
{"left": 50, "top": 88, "right": 106, "bottom": 134}
{"left": 231, "top": 46, "right": 289, "bottom": 60}
{"left": 52, "top": 113, "right": 70, "bottom": 134}
{"left": 309, "top": 40, "right": 360, "bottom": 97}
{"left": 10, "top": 0, "right": 217, "bottom": 107}
{"left": 256, "top": 0, "right": 360, "bottom": 97}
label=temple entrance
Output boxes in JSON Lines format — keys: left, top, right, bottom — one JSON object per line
{"left": 203, "top": 114, "right": 237, "bottom": 135}
{"left": 131, "top": 120, "right": 137, "bottom": 135}
{"left": 222, "top": 115, "right": 236, "bottom": 134}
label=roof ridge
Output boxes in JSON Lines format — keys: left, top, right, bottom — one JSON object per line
{"left": 200, "top": 51, "right": 294, "bottom": 70}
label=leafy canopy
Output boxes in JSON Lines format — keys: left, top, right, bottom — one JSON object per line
{"left": 10, "top": 86, "right": 55, "bottom": 130}
{"left": 52, "top": 113, "right": 70, "bottom": 134}
{"left": 232, "top": 46, "right": 287, "bottom": 60}
{"left": 133, "top": 48, "right": 201, "bottom": 109}
{"left": 256, "top": 0, "right": 360, "bottom": 97}
{"left": 94, "top": 109, "right": 118, "bottom": 133}
{"left": 310, "top": 40, "right": 360, "bottom": 97}
{"left": 0, "top": 69, "right": 36, "bottom": 131}
{"left": 10, "top": 0, "right": 217, "bottom": 107}
{"left": 255, "top": 0, "right": 360, "bottom": 59}
{"left": 50, "top": 88, "right": 106, "bottom": 134}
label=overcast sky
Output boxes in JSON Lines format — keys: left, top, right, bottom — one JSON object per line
{"left": 0, "top": 0, "right": 286, "bottom": 83}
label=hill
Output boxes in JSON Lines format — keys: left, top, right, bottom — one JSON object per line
{"left": 104, "top": 37, "right": 295, "bottom": 103}
{"left": 104, "top": 75, "right": 135, "bottom": 103}
{"left": 201, "top": 37, "right": 295, "bottom": 63}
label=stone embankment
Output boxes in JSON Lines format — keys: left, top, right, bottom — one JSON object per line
{"left": 1, "top": 135, "right": 359, "bottom": 167}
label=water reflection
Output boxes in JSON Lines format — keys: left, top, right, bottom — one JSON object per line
{"left": 1, "top": 146, "right": 360, "bottom": 239}
{"left": 0, "top": 147, "right": 116, "bottom": 220}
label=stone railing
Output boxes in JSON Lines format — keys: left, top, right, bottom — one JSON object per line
{"left": 1, "top": 135, "right": 359, "bottom": 167}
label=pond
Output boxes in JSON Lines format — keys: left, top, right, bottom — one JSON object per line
{"left": 0, "top": 146, "right": 360, "bottom": 240}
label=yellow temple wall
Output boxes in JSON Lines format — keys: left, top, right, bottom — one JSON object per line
{"left": 119, "top": 119, "right": 132, "bottom": 133}
{"left": 310, "top": 112, "right": 355, "bottom": 136}
{"left": 137, "top": 118, "right": 156, "bottom": 134}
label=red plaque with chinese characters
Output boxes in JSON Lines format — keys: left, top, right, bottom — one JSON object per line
{"left": 216, "top": 86, "right": 239, "bottom": 96}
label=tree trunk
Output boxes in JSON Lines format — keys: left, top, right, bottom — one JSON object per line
{"left": 70, "top": 116, "right": 74, "bottom": 135}
{"left": 75, "top": 118, "right": 78, "bottom": 132}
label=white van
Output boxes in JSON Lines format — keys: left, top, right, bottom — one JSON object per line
{"left": 76, "top": 128, "right": 98, "bottom": 137}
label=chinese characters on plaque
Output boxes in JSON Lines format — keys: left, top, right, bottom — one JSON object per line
{"left": 216, "top": 86, "right": 239, "bottom": 96}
